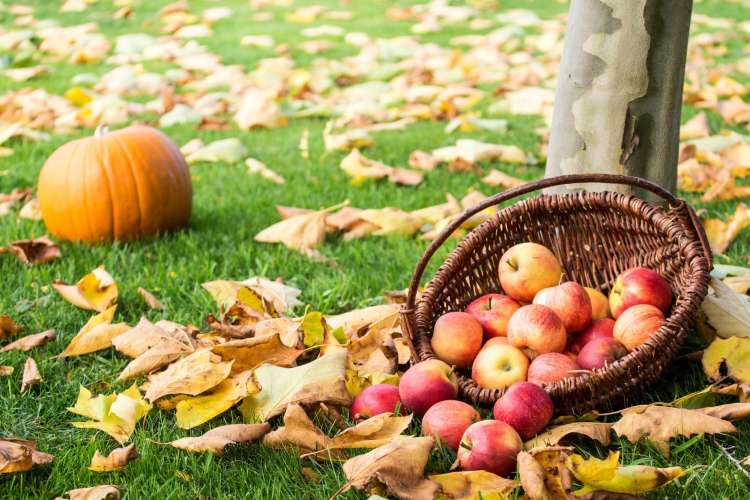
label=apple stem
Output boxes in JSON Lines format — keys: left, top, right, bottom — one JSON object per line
{"left": 459, "top": 441, "right": 472, "bottom": 452}
{"left": 488, "top": 296, "right": 493, "bottom": 309}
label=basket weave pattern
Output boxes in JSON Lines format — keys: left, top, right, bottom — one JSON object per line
{"left": 401, "top": 175, "right": 712, "bottom": 415}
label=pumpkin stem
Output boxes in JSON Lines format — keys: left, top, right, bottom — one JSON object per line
{"left": 94, "top": 124, "right": 109, "bottom": 138}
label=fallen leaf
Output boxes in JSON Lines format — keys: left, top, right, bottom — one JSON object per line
{"left": 62, "top": 485, "right": 120, "bottom": 500}
{"left": 175, "top": 371, "right": 253, "bottom": 429}
{"left": 703, "top": 336, "right": 750, "bottom": 384}
{"left": 0, "top": 330, "right": 55, "bottom": 353}
{"left": 58, "top": 306, "right": 130, "bottom": 358}
{"left": 409, "top": 150, "right": 439, "bottom": 170}
{"left": 0, "top": 315, "right": 22, "bottom": 340}
{"left": 68, "top": 384, "right": 151, "bottom": 444}
{"left": 340, "top": 149, "right": 422, "bottom": 186}
{"left": 702, "top": 203, "right": 750, "bottom": 255}
{"left": 255, "top": 202, "right": 346, "bottom": 255}
{"left": 169, "top": 423, "right": 270, "bottom": 454}
{"left": 119, "top": 332, "right": 195, "bottom": 380}
{"left": 113, "top": 318, "right": 190, "bottom": 358}
{"left": 137, "top": 288, "right": 164, "bottom": 310}
{"left": 432, "top": 139, "right": 528, "bottom": 164}
{"left": 0, "top": 366, "right": 12, "bottom": 376}
{"left": 323, "top": 122, "right": 374, "bottom": 152}
{"left": 517, "top": 449, "right": 568, "bottom": 500}
{"left": 345, "top": 369, "right": 400, "bottom": 397}
{"left": 702, "top": 278, "right": 750, "bottom": 339}
{"left": 239, "top": 345, "right": 351, "bottom": 422}
{"left": 524, "top": 422, "right": 613, "bottom": 450}
{"left": 262, "top": 403, "right": 331, "bottom": 456}
{"left": 20, "top": 357, "right": 41, "bottom": 392}
{"left": 697, "top": 402, "right": 750, "bottom": 421}
{"left": 202, "top": 277, "right": 302, "bottom": 315}
{"left": 430, "top": 470, "right": 519, "bottom": 500}
{"left": 0, "top": 439, "right": 53, "bottom": 474}
{"left": 246, "top": 158, "right": 285, "bottom": 184}
{"left": 235, "top": 88, "right": 287, "bottom": 129}
{"left": 680, "top": 112, "right": 710, "bottom": 140}
{"left": 212, "top": 333, "right": 302, "bottom": 372}
{"left": 336, "top": 436, "right": 438, "bottom": 499}
{"left": 89, "top": 444, "right": 138, "bottom": 472}
{"left": 1, "top": 236, "right": 60, "bottom": 265}
{"left": 326, "top": 304, "right": 400, "bottom": 338}
{"left": 5, "top": 66, "right": 47, "bottom": 82}
{"left": 145, "top": 349, "right": 233, "bottom": 402}
{"left": 566, "top": 451, "right": 684, "bottom": 496}
{"left": 53, "top": 267, "right": 118, "bottom": 312}
{"left": 185, "top": 138, "right": 248, "bottom": 164}
{"left": 482, "top": 169, "right": 528, "bottom": 189}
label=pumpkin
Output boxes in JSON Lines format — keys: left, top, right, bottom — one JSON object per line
{"left": 38, "top": 125, "right": 192, "bottom": 242}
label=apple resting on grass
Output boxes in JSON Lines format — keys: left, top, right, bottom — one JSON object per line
{"left": 457, "top": 420, "right": 523, "bottom": 477}
{"left": 421, "top": 400, "right": 480, "bottom": 450}
{"left": 465, "top": 293, "right": 520, "bottom": 339}
{"left": 507, "top": 304, "right": 567, "bottom": 354}
{"left": 351, "top": 384, "right": 401, "bottom": 421}
{"left": 585, "top": 287, "right": 611, "bottom": 320}
{"left": 527, "top": 352, "right": 580, "bottom": 385}
{"left": 398, "top": 359, "right": 458, "bottom": 416}
{"left": 568, "top": 318, "right": 615, "bottom": 354}
{"left": 493, "top": 381, "right": 554, "bottom": 440}
{"left": 613, "top": 304, "right": 666, "bottom": 351}
{"left": 471, "top": 342, "right": 529, "bottom": 390}
{"left": 577, "top": 337, "right": 629, "bottom": 370}
{"left": 498, "top": 242, "right": 562, "bottom": 303}
{"left": 533, "top": 281, "right": 592, "bottom": 333}
{"left": 431, "top": 312, "right": 483, "bottom": 368}
{"left": 609, "top": 267, "right": 672, "bottom": 318}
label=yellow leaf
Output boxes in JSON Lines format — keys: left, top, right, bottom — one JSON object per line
{"left": 144, "top": 349, "right": 233, "bottom": 402}
{"left": 88, "top": 444, "right": 138, "bottom": 472}
{"left": 53, "top": 267, "right": 118, "bottom": 312}
{"left": 64, "top": 86, "right": 93, "bottom": 106}
{"left": 702, "top": 278, "right": 750, "bottom": 339}
{"left": 212, "top": 334, "right": 302, "bottom": 373}
{"left": 326, "top": 304, "right": 400, "bottom": 338}
{"left": 703, "top": 336, "right": 750, "bottom": 384}
{"left": 175, "top": 371, "right": 253, "bottom": 429}
{"left": 58, "top": 306, "right": 129, "bottom": 358}
{"left": 431, "top": 470, "right": 519, "bottom": 500}
{"left": 169, "top": 423, "right": 270, "bottom": 454}
{"left": 69, "top": 385, "right": 151, "bottom": 444}
{"left": 345, "top": 369, "right": 399, "bottom": 397}
{"left": 702, "top": 203, "right": 750, "bottom": 255}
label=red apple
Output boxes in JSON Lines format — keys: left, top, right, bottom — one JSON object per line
{"left": 568, "top": 318, "right": 615, "bottom": 354}
{"left": 493, "top": 381, "right": 554, "bottom": 440}
{"left": 527, "top": 353, "right": 580, "bottom": 385}
{"left": 533, "top": 281, "right": 592, "bottom": 333}
{"left": 482, "top": 336, "right": 510, "bottom": 349}
{"left": 465, "top": 294, "right": 521, "bottom": 339}
{"left": 613, "top": 304, "right": 666, "bottom": 351}
{"left": 351, "top": 384, "right": 401, "bottom": 421}
{"left": 498, "top": 242, "right": 562, "bottom": 303}
{"left": 576, "top": 337, "right": 629, "bottom": 370}
{"left": 507, "top": 304, "right": 567, "bottom": 354}
{"left": 422, "top": 400, "right": 480, "bottom": 450}
{"left": 471, "top": 342, "right": 529, "bottom": 390}
{"left": 585, "top": 287, "right": 611, "bottom": 320}
{"left": 431, "top": 312, "right": 483, "bottom": 368}
{"left": 398, "top": 359, "right": 459, "bottom": 416}
{"left": 457, "top": 420, "right": 523, "bottom": 477}
{"left": 609, "top": 267, "right": 672, "bottom": 318}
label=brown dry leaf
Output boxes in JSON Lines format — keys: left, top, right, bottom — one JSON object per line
{"left": 62, "top": 485, "right": 120, "bottom": 500}
{"left": 112, "top": 318, "right": 189, "bottom": 358}
{"left": 1, "top": 236, "right": 60, "bottom": 265}
{"left": 53, "top": 267, "right": 118, "bottom": 312}
{"left": 255, "top": 202, "right": 346, "bottom": 255}
{"left": 0, "top": 439, "right": 53, "bottom": 474}
{"left": 212, "top": 334, "right": 302, "bottom": 372}
{"left": 175, "top": 370, "right": 254, "bottom": 429}
{"left": 702, "top": 278, "right": 750, "bottom": 339}
{"left": 20, "top": 357, "right": 41, "bottom": 392}
{"left": 58, "top": 306, "right": 130, "bottom": 358}
{"left": 1, "top": 330, "right": 55, "bottom": 353}
{"left": 702, "top": 203, "right": 750, "bottom": 255}
{"left": 524, "top": 422, "right": 612, "bottom": 450}
{"left": 118, "top": 333, "right": 195, "bottom": 381}
{"left": 612, "top": 405, "right": 736, "bottom": 456}
{"left": 518, "top": 450, "right": 565, "bottom": 500}
{"left": 137, "top": 288, "right": 164, "bottom": 310}
{"left": 431, "top": 470, "right": 519, "bottom": 499}
{"left": 0, "top": 366, "right": 12, "bottom": 376}
{"left": 697, "top": 402, "right": 750, "bottom": 421}
{"left": 336, "top": 436, "right": 438, "bottom": 499}
{"left": 262, "top": 403, "right": 332, "bottom": 456}
{"left": 481, "top": 169, "right": 528, "bottom": 189}
{"left": 326, "top": 304, "right": 400, "bottom": 338}
{"left": 69, "top": 384, "right": 151, "bottom": 444}
{"left": 356, "top": 208, "right": 423, "bottom": 237}
{"left": 409, "top": 150, "right": 439, "bottom": 170}
{"left": 144, "top": 349, "right": 233, "bottom": 402}
{"left": 680, "top": 112, "right": 710, "bottom": 140}
{"left": 246, "top": 158, "right": 285, "bottom": 185}
{"left": 347, "top": 322, "right": 400, "bottom": 375}
{"left": 0, "top": 315, "right": 22, "bottom": 340}
{"left": 169, "top": 423, "right": 270, "bottom": 454}
{"left": 88, "top": 444, "right": 138, "bottom": 472}
{"left": 743, "top": 456, "right": 750, "bottom": 466}
{"left": 703, "top": 336, "right": 750, "bottom": 384}
{"left": 202, "top": 277, "right": 302, "bottom": 316}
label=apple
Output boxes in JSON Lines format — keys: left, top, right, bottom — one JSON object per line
{"left": 527, "top": 353, "right": 580, "bottom": 385}
{"left": 421, "top": 400, "right": 480, "bottom": 450}
{"left": 585, "top": 287, "right": 611, "bottom": 320}
{"left": 568, "top": 318, "right": 615, "bottom": 354}
{"left": 609, "top": 267, "right": 672, "bottom": 318}
{"left": 431, "top": 312, "right": 483, "bottom": 368}
{"left": 398, "top": 359, "right": 459, "bottom": 416}
{"left": 576, "top": 337, "right": 629, "bottom": 370}
{"left": 457, "top": 420, "right": 523, "bottom": 477}
{"left": 493, "top": 381, "right": 554, "bottom": 440}
{"left": 471, "top": 342, "right": 529, "bottom": 390}
{"left": 351, "top": 384, "right": 401, "bottom": 421}
{"left": 481, "top": 336, "right": 511, "bottom": 349}
{"left": 507, "top": 304, "right": 567, "bottom": 354}
{"left": 465, "top": 294, "right": 521, "bottom": 339}
{"left": 498, "top": 242, "right": 562, "bottom": 303}
{"left": 533, "top": 281, "right": 592, "bottom": 333}
{"left": 613, "top": 304, "right": 666, "bottom": 351}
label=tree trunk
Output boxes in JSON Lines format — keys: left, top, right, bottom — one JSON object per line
{"left": 544, "top": 0, "right": 692, "bottom": 198}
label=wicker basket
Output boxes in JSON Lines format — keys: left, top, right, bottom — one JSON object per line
{"left": 400, "top": 174, "right": 712, "bottom": 415}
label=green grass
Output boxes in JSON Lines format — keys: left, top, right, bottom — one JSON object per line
{"left": 1, "top": 0, "right": 750, "bottom": 498}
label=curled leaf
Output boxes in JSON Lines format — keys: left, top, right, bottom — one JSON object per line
{"left": 58, "top": 306, "right": 129, "bottom": 358}
{"left": 246, "top": 158, "right": 285, "bottom": 184}
{"left": 1, "top": 236, "right": 60, "bottom": 265}
{"left": 0, "top": 439, "right": 53, "bottom": 474}
{"left": 170, "top": 423, "right": 270, "bottom": 454}
{"left": 0, "top": 316, "right": 22, "bottom": 340}
{"left": 145, "top": 349, "right": 233, "bottom": 402}
{"left": 53, "top": 267, "right": 118, "bottom": 312}
{"left": 20, "top": 357, "right": 41, "bottom": 392}
{"left": 68, "top": 384, "right": 151, "bottom": 444}
{"left": 212, "top": 334, "right": 302, "bottom": 372}
{"left": 1, "top": 330, "right": 55, "bottom": 353}
{"left": 703, "top": 336, "right": 750, "bottom": 384}
{"left": 89, "top": 444, "right": 138, "bottom": 472}
{"left": 62, "top": 485, "right": 120, "bottom": 500}
{"left": 137, "top": 288, "right": 164, "bottom": 310}
{"left": 430, "top": 470, "right": 519, "bottom": 500}
{"left": 702, "top": 203, "right": 750, "bottom": 255}
{"left": 524, "top": 422, "right": 612, "bottom": 450}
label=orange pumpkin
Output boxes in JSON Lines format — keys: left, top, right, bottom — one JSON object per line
{"left": 38, "top": 125, "right": 192, "bottom": 242}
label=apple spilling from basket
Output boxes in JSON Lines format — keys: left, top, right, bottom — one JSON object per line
{"left": 350, "top": 241, "right": 674, "bottom": 477}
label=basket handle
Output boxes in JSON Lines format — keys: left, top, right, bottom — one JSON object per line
{"left": 403, "top": 173, "right": 712, "bottom": 313}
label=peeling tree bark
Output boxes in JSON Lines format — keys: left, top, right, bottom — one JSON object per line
{"left": 544, "top": 0, "right": 693, "bottom": 198}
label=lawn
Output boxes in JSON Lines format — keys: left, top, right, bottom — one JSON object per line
{"left": 1, "top": 0, "right": 750, "bottom": 498}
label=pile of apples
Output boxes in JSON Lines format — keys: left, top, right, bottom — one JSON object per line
{"left": 349, "top": 241, "right": 674, "bottom": 478}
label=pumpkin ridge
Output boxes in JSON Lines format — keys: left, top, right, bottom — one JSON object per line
{"left": 94, "top": 134, "right": 117, "bottom": 239}
{"left": 61, "top": 139, "right": 84, "bottom": 241}
{"left": 138, "top": 128, "right": 177, "bottom": 233}
{"left": 111, "top": 132, "right": 144, "bottom": 238}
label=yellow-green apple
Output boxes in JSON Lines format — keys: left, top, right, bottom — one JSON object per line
{"left": 609, "top": 267, "right": 672, "bottom": 318}
{"left": 492, "top": 381, "right": 554, "bottom": 440}
{"left": 457, "top": 420, "right": 523, "bottom": 477}
{"left": 527, "top": 352, "right": 580, "bottom": 385}
{"left": 576, "top": 337, "right": 629, "bottom": 370}
{"left": 533, "top": 281, "right": 592, "bottom": 333}
{"left": 465, "top": 293, "right": 520, "bottom": 339}
{"left": 431, "top": 312, "right": 483, "bottom": 369}
{"left": 613, "top": 304, "right": 666, "bottom": 351}
{"left": 351, "top": 384, "right": 401, "bottom": 421}
{"left": 507, "top": 304, "right": 567, "bottom": 354}
{"left": 585, "top": 287, "right": 611, "bottom": 320}
{"left": 568, "top": 318, "right": 615, "bottom": 354}
{"left": 471, "top": 342, "right": 529, "bottom": 390}
{"left": 398, "top": 359, "right": 459, "bottom": 416}
{"left": 498, "top": 242, "right": 562, "bottom": 303}
{"left": 421, "top": 400, "right": 480, "bottom": 450}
